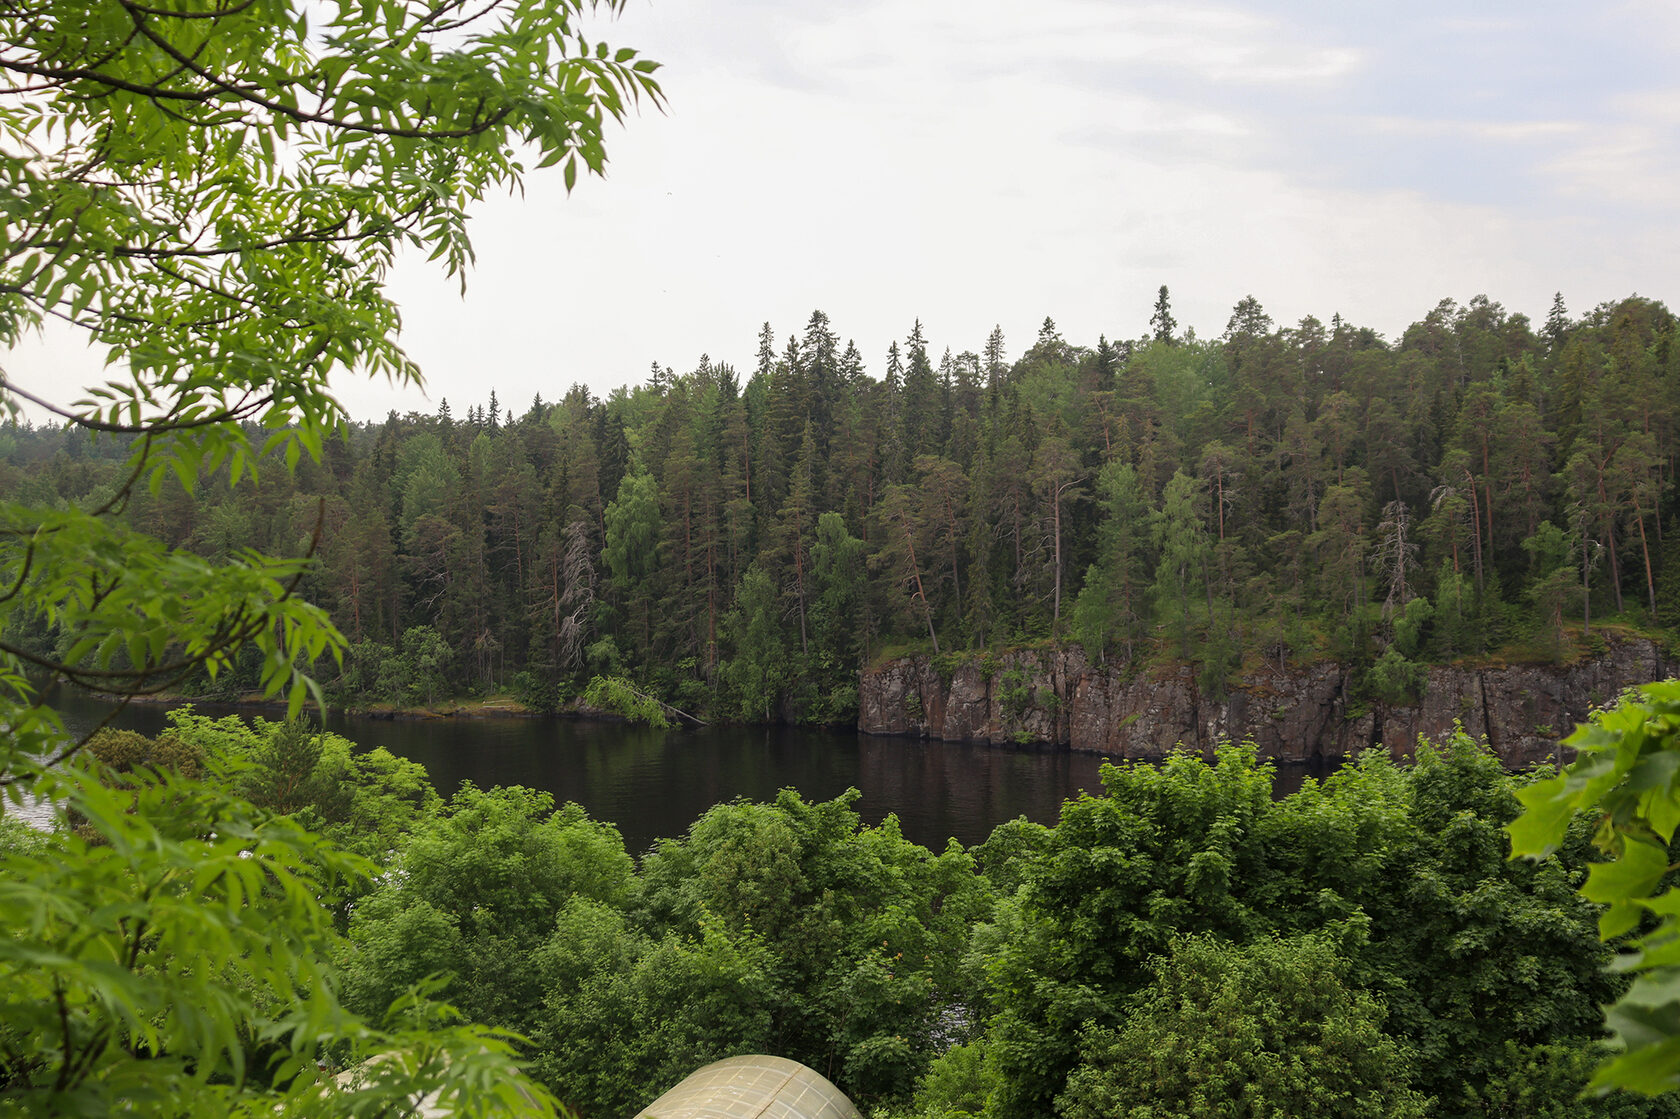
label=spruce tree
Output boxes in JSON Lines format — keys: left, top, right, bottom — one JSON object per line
{"left": 1150, "top": 284, "right": 1177, "bottom": 345}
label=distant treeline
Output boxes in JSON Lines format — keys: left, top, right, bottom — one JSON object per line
{"left": 6, "top": 290, "right": 1678, "bottom": 717}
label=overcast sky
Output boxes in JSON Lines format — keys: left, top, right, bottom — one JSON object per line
{"left": 13, "top": 0, "right": 1680, "bottom": 423}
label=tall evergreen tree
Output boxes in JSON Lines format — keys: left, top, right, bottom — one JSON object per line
{"left": 1071, "top": 461, "right": 1153, "bottom": 661}
{"left": 1150, "top": 284, "right": 1177, "bottom": 345}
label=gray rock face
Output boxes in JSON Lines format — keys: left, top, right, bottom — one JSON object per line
{"left": 857, "top": 638, "right": 1678, "bottom": 765}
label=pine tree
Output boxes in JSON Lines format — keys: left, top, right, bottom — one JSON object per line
{"left": 802, "top": 309, "right": 841, "bottom": 454}
{"left": 1032, "top": 435, "right": 1084, "bottom": 632}
{"left": 875, "top": 483, "right": 941, "bottom": 654}
{"left": 810, "top": 511, "right": 867, "bottom": 715}
{"left": 984, "top": 326, "right": 1008, "bottom": 389}
{"left": 755, "top": 321, "right": 777, "bottom": 381}
{"left": 771, "top": 423, "right": 819, "bottom": 658}
{"left": 900, "top": 320, "right": 940, "bottom": 456}
{"left": 913, "top": 454, "right": 970, "bottom": 632}
{"left": 882, "top": 339, "right": 906, "bottom": 483}
{"left": 1151, "top": 284, "right": 1177, "bottom": 345}
{"left": 1071, "top": 461, "right": 1153, "bottom": 661}
{"left": 602, "top": 470, "right": 662, "bottom": 663}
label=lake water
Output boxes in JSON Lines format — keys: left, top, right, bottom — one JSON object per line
{"left": 37, "top": 690, "right": 1330, "bottom": 854}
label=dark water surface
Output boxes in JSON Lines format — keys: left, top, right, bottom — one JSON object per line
{"left": 51, "top": 691, "right": 1332, "bottom": 854}
{"left": 51, "top": 691, "right": 1118, "bottom": 854}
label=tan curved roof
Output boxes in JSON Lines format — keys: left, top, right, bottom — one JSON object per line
{"left": 632, "top": 1055, "right": 861, "bottom": 1119}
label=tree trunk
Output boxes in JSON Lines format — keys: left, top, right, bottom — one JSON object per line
{"left": 902, "top": 522, "right": 939, "bottom": 656}
{"left": 1635, "top": 504, "right": 1658, "bottom": 615}
{"left": 1463, "top": 470, "right": 1484, "bottom": 598}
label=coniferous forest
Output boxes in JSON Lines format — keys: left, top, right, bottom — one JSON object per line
{"left": 20, "top": 1, "right": 1680, "bottom": 1114}
{"left": 8, "top": 290, "right": 1676, "bottom": 720}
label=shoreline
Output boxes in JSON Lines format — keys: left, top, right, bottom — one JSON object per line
{"left": 87, "top": 691, "right": 588, "bottom": 723}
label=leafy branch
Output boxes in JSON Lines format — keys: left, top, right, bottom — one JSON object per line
{"left": 1509, "top": 681, "right": 1680, "bottom": 1094}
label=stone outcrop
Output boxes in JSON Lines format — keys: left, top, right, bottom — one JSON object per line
{"left": 857, "top": 637, "right": 1679, "bottom": 767}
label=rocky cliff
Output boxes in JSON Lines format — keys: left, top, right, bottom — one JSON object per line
{"left": 857, "top": 638, "right": 1678, "bottom": 766}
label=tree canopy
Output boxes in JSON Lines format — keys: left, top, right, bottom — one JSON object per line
{"left": 12, "top": 287, "right": 1671, "bottom": 724}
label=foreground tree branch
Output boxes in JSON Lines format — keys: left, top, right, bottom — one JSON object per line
{"left": 0, "top": 0, "right": 661, "bottom": 1110}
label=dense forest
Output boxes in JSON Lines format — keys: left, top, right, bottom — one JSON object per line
{"left": 14, "top": 0, "right": 1680, "bottom": 1108}
{"left": 7, "top": 290, "right": 1678, "bottom": 719}
{"left": 10, "top": 709, "right": 1670, "bottom": 1119}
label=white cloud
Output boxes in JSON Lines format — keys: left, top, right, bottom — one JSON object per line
{"left": 1437, "top": 16, "right": 1523, "bottom": 34}
{"left": 1470, "top": 120, "right": 1584, "bottom": 142}
{"left": 1611, "top": 88, "right": 1680, "bottom": 125}
{"left": 1358, "top": 116, "right": 1584, "bottom": 142}
{"left": 1541, "top": 123, "right": 1680, "bottom": 210}
{"left": 785, "top": 0, "right": 1360, "bottom": 88}
{"left": 1614, "top": 0, "right": 1680, "bottom": 49}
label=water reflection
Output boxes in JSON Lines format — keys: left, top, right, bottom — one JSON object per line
{"left": 45, "top": 691, "right": 1335, "bottom": 855}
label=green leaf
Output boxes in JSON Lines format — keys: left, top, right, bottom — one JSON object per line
{"left": 1508, "top": 775, "right": 1575, "bottom": 857}
{"left": 1589, "top": 1034, "right": 1680, "bottom": 1097}
{"left": 1583, "top": 838, "right": 1671, "bottom": 907}
{"left": 1603, "top": 901, "right": 1645, "bottom": 940}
